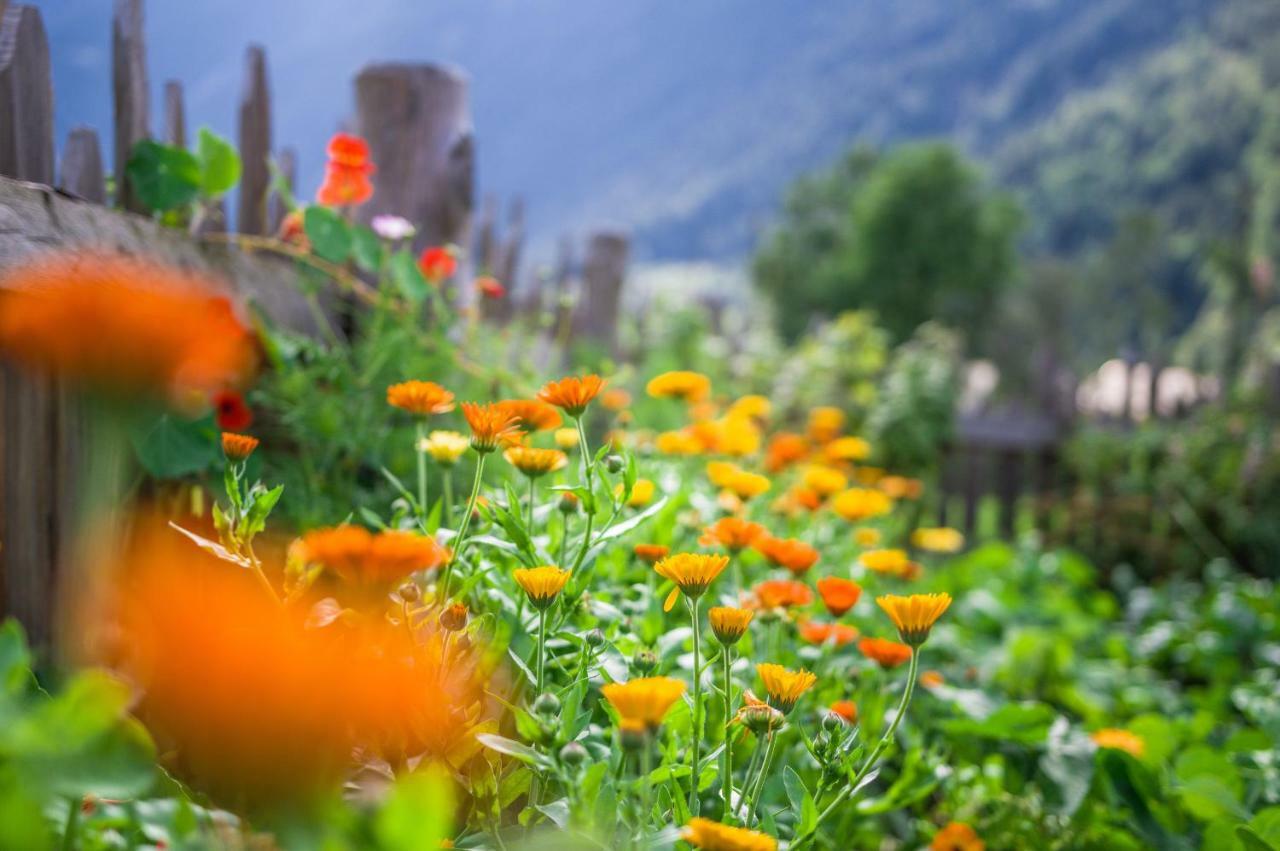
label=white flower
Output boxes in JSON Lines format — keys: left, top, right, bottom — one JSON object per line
{"left": 371, "top": 215, "right": 416, "bottom": 241}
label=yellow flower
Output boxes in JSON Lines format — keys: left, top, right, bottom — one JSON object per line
{"left": 706, "top": 461, "right": 742, "bottom": 489}
{"left": 806, "top": 406, "right": 845, "bottom": 443}
{"left": 832, "top": 488, "right": 893, "bottom": 522}
{"left": 725, "top": 470, "right": 771, "bottom": 501}
{"left": 726, "top": 395, "right": 771, "bottom": 421}
{"left": 876, "top": 592, "right": 952, "bottom": 647}
{"left": 879, "top": 475, "right": 923, "bottom": 500}
{"left": 802, "top": 464, "right": 847, "bottom": 498}
{"left": 708, "top": 606, "right": 754, "bottom": 646}
{"left": 860, "top": 548, "right": 911, "bottom": 575}
{"left": 1091, "top": 728, "right": 1145, "bottom": 757}
{"left": 503, "top": 445, "right": 568, "bottom": 478}
{"left": 825, "top": 435, "right": 870, "bottom": 462}
{"left": 615, "top": 478, "right": 656, "bottom": 507}
{"left": 854, "top": 527, "right": 882, "bottom": 548}
{"left": 715, "top": 416, "right": 763, "bottom": 457}
{"left": 656, "top": 429, "right": 703, "bottom": 455}
{"left": 682, "top": 818, "right": 777, "bottom": 851}
{"left": 912, "top": 526, "right": 965, "bottom": 553}
{"left": 755, "top": 663, "right": 816, "bottom": 713}
{"left": 654, "top": 553, "right": 730, "bottom": 611}
{"left": 646, "top": 370, "right": 711, "bottom": 402}
{"left": 601, "top": 677, "right": 686, "bottom": 730}
{"left": 512, "top": 566, "right": 571, "bottom": 610}
{"left": 387, "top": 380, "right": 456, "bottom": 416}
{"left": 554, "top": 427, "right": 580, "bottom": 450}
{"left": 421, "top": 430, "right": 469, "bottom": 466}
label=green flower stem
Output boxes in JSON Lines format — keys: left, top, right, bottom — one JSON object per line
{"left": 526, "top": 475, "right": 536, "bottom": 534}
{"left": 639, "top": 737, "right": 654, "bottom": 840}
{"left": 442, "top": 453, "right": 486, "bottom": 601}
{"left": 570, "top": 417, "right": 595, "bottom": 573}
{"left": 415, "top": 420, "right": 428, "bottom": 525}
{"left": 61, "top": 796, "right": 79, "bottom": 851}
{"left": 535, "top": 607, "right": 548, "bottom": 694}
{"left": 744, "top": 730, "right": 778, "bottom": 826}
{"left": 792, "top": 649, "right": 921, "bottom": 848}
{"left": 721, "top": 645, "right": 735, "bottom": 821}
{"left": 689, "top": 596, "right": 704, "bottom": 815}
{"left": 442, "top": 468, "right": 454, "bottom": 529}
{"left": 736, "top": 736, "right": 764, "bottom": 819}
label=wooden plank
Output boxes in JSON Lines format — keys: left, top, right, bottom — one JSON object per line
{"left": 0, "top": 4, "right": 54, "bottom": 184}
{"left": 236, "top": 45, "right": 271, "bottom": 235}
{"left": 162, "top": 79, "right": 185, "bottom": 148}
{"left": 58, "top": 127, "right": 106, "bottom": 203}
{"left": 112, "top": 0, "right": 149, "bottom": 212}
{"left": 573, "top": 230, "right": 629, "bottom": 352}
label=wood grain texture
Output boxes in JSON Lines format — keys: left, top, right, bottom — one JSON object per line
{"left": 236, "top": 46, "right": 271, "bottom": 235}
{"left": 58, "top": 127, "right": 105, "bottom": 203}
{"left": 111, "top": 0, "right": 149, "bottom": 212}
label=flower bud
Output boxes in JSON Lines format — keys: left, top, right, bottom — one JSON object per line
{"left": 440, "top": 602, "right": 467, "bottom": 632}
{"left": 398, "top": 582, "right": 421, "bottom": 603}
{"left": 559, "top": 741, "right": 589, "bottom": 768}
{"left": 604, "top": 454, "right": 625, "bottom": 474}
{"left": 586, "top": 628, "right": 606, "bottom": 648}
{"left": 558, "top": 492, "right": 581, "bottom": 515}
{"left": 632, "top": 649, "right": 658, "bottom": 675}
{"left": 534, "top": 692, "right": 561, "bottom": 718}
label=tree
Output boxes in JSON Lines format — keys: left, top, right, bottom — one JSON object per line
{"left": 753, "top": 143, "right": 1021, "bottom": 345}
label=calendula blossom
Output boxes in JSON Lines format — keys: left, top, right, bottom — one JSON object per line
{"left": 633, "top": 543, "right": 669, "bottom": 564}
{"left": 553, "top": 427, "right": 579, "bottom": 449}
{"left": 656, "top": 429, "right": 703, "bottom": 455}
{"left": 931, "top": 822, "right": 985, "bottom": 851}
{"left": 825, "top": 435, "right": 871, "bottom": 462}
{"left": 829, "top": 700, "right": 858, "bottom": 724}
{"left": 618, "top": 478, "right": 656, "bottom": 507}
{"left": 726, "top": 394, "right": 771, "bottom": 421}
{"left": 495, "top": 399, "right": 562, "bottom": 432}
{"left": 300, "top": 526, "right": 449, "bottom": 590}
{"left": 802, "top": 465, "right": 848, "bottom": 498}
{"left": 754, "top": 536, "right": 820, "bottom": 575}
{"left": 799, "top": 621, "right": 859, "bottom": 647}
{"left": 912, "top": 526, "right": 966, "bottom": 553}
{"left": 877, "top": 592, "right": 953, "bottom": 646}
{"left": 503, "top": 445, "right": 568, "bottom": 478}
{"left": 387, "top": 380, "right": 455, "bottom": 417}
{"left": 832, "top": 487, "right": 894, "bottom": 522}
{"left": 601, "top": 677, "right": 686, "bottom": 731}
{"left": 920, "top": 670, "right": 945, "bottom": 688}
{"left": 700, "top": 517, "right": 766, "bottom": 551}
{"left": 751, "top": 579, "right": 813, "bottom": 611}
{"left": 756, "top": 663, "right": 816, "bottom": 713}
{"left": 708, "top": 606, "right": 754, "bottom": 646}
{"left": 879, "top": 475, "right": 924, "bottom": 499}
{"left": 646, "top": 370, "right": 712, "bottom": 402}
{"left": 806, "top": 406, "right": 845, "bottom": 442}
{"left": 724, "top": 470, "right": 771, "bottom": 501}
{"left": 654, "top": 553, "right": 729, "bottom": 611}
{"left": 860, "top": 547, "right": 912, "bottom": 575}
{"left": 537, "top": 374, "right": 606, "bottom": 417}
{"left": 764, "top": 432, "right": 809, "bottom": 472}
{"left": 816, "top": 576, "right": 862, "bottom": 616}
{"left": 1091, "top": 728, "right": 1145, "bottom": 757}
{"left": 461, "top": 402, "right": 523, "bottom": 453}
{"left": 858, "top": 637, "right": 913, "bottom": 668}
{"left": 221, "top": 432, "right": 259, "bottom": 462}
{"left": 682, "top": 818, "right": 777, "bottom": 851}
{"left": 421, "top": 430, "right": 469, "bottom": 466}
{"left": 512, "top": 566, "right": 571, "bottom": 609}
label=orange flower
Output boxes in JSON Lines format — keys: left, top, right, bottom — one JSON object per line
{"left": 502, "top": 445, "right": 568, "bottom": 478}
{"left": 806, "top": 407, "right": 845, "bottom": 443}
{"left": 786, "top": 485, "right": 824, "bottom": 513}
{"left": 601, "top": 388, "right": 632, "bottom": 411}
{"left": 751, "top": 579, "right": 813, "bottom": 611}
{"left": 858, "top": 637, "right": 913, "bottom": 669}
{"left": 301, "top": 526, "right": 449, "bottom": 591}
{"left": 495, "top": 399, "right": 562, "bottom": 432}
{"left": 754, "top": 536, "right": 819, "bottom": 575}
{"left": 316, "top": 133, "right": 375, "bottom": 206}
{"left": 816, "top": 576, "right": 862, "bottom": 617}
{"left": 602, "top": 677, "right": 686, "bottom": 731}
{"left": 634, "top": 543, "right": 670, "bottom": 564}
{"left": 646, "top": 370, "right": 711, "bottom": 402}
{"left": 829, "top": 700, "right": 858, "bottom": 724}
{"left": 799, "top": 621, "right": 859, "bottom": 647}
{"left": 931, "top": 822, "right": 985, "bottom": 851}
{"left": 700, "top": 517, "right": 766, "bottom": 552}
{"left": 879, "top": 475, "right": 924, "bottom": 500}
{"left": 1091, "top": 728, "right": 1145, "bottom": 757}
{"left": 387, "top": 380, "right": 456, "bottom": 416}
{"left": 877, "top": 592, "right": 952, "bottom": 646}
{"left": 654, "top": 553, "right": 730, "bottom": 611}
{"left": 682, "top": 818, "right": 777, "bottom": 851}
{"left": 418, "top": 246, "right": 457, "bottom": 282}
{"left": 708, "top": 606, "right": 754, "bottom": 646}
{"left": 0, "top": 253, "right": 257, "bottom": 403}
{"left": 221, "top": 432, "right": 259, "bottom": 462}
{"left": 832, "top": 488, "right": 893, "bottom": 522}
{"left": 475, "top": 276, "right": 505, "bottom": 299}
{"left": 538, "top": 374, "right": 607, "bottom": 417}
{"left": 756, "top": 663, "right": 816, "bottom": 713}
{"left": 764, "top": 432, "right": 809, "bottom": 472}
{"left": 920, "top": 670, "right": 945, "bottom": 689}
{"left": 461, "top": 402, "right": 523, "bottom": 453}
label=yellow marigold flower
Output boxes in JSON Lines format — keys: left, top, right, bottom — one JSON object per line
{"left": 860, "top": 548, "right": 911, "bottom": 575}
{"left": 708, "top": 606, "right": 754, "bottom": 646}
{"left": 616, "top": 478, "right": 656, "bottom": 507}
{"left": 756, "top": 663, "right": 816, "bottom": 713}
{"left": 931, "top": 822, "right": 985, "bottom": 851}
{"left": 512, "top": 565, "right": 571, "bottom": 610}
{"left": 682, "top": 817, "right": 777, "bottom": 851}
{"left": 715, "top": 416, "right": 763, "bottom": 457}
{"left": 461, "top": 401, "right": 523, "bottom": 453}
{"left": 854, "top": 527, "right": 882, "bottom": 548}
{"left": 854, "top": 466, "right": 886, "bottom": 485}
{"left": 387, "top": 380, "right": 455, "bottom": 416}
{"left": 879, "top": 475, "right": 924, "bottom": 500}
{"left": 421, "top": 430, "right": 469, "bottom": 466}
{"left": 602, "top": 677, "right": 686, "bottom": 730}
{"left": 495, "top": 398, "right": 562, "bottom": 432}
{"left": 825, "top": 435, "right": 870, "bottom": 462}
{"left": 725, "top": 470, "right": 771, "bottom": 501}
{"left": 832, "top": 487, "right": 893, "bottom": 522}
{"left": 537, "top": 374, "right": 607, "bottom": 417}
{"left": 554, "top": 427, "right": 580, "bottom": 449}
{"left": 601, "top": 388, "right": 632, "bottom": 411}
{"left": 221, "top": 432, "right": 259, "bottom": 461}
{"left": 654, "top": 552, "right": 730, "bottom": 611}
{"left": 912, "top": 527, "right": 965, "bottom": 554}
{"left": 806, "top": 406, "right": 845, "bottom": 443}
{"left": 802, "top": 464, "right": 848, "bottom": 498}
{"left": 727, "top": 394, "right": 771, "bottom": 421}
{"left": 1091, "top": 728, "right": 1145, "bottom": 757}
{"left": 876, "top": 592, "right": 952, "bottom": 647}
{"left": 706, "top": 460, "right": 741, "bottom": 488}
{"left": 646, "top": 370, "right": 711, "bottom": 402}
{"left": 503, "top": 445, "right": 568, "bottom": 478}
{"left": 656, "top": 429, "right": 703, "bottom": 455}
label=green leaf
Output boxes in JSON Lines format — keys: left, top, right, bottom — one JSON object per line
{"left": 375, "top": 770, "right": 454, "bottom": 851}
{"left": 1251, "top": 808, "right": 1280, "bottom": 849}
{"left": 940, "top": 701, "right": 1056, "bottom": 746}
{"left": 303, "top": 205, "right": 352, "bottom": 264}
{"left": 242, "top": 484, "right": 284, "bottom": 539}
{"left": 351, "top": 225, "right": 385, "bottom": 273}
{"left": 390, "top": 249, "right": 429, "bottom": 303}
{"left": 129, "top": 413, "right": 218, "bottom": 478}
{"left": 196, "top": 127, "right": 241, "bottom": 196}
{"left": 1237, "top": 826, "right": 1277, "bottom": 851}
{"left": 126, "top": 140, "right": 201, "bottom": 212}
{"left": 784, "top": 766, "right": 818, "bottom": 834}
{"left": 476, "top": 733, "right": 544, "bottom": 766}
{"left": 0, "top": 620, "right": 32, "bottom": 696}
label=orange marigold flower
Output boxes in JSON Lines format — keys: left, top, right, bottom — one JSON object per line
{"left": 876, "top": 592, "right": 952, "bottom": 647}
{"left": 1091, "top": 728, "right": 1145, "bottom": 757}
{"left": 503, "top": 445, "right": 567, "bottom": 478}
{"left": 832, "top": 488, "right": 894, "bottom": 522}
{"left": 634, "top": 543, "right": 670, "bottom": 564}
{"left": 912, "top": 527, "right": 965, "bottom": 554}
{"left": 931, "top": 822, "right": 985, "bottom": 851}
{"left": 858, "top": 637, "right": 913, "bottom": 669}
{"left": 788, "top": 485, "right": 824, "bottom": 512}
{"left": 646, "top": 370, "right": 711, "bottom": 402}
{"left": 418, "top": 246, "right": 457, "bottom": 282}
{"left": 221, "top": 432, "right": 259, "bottom": 462}
{"left": 764, "top": 432, "right": 809, "bottom": 472}
{"left": 495, "top": 398, "right": 562, "bottom": 432}
{"left": 751, "top": 579, "right": 813, "bottom": 611}
{"left": 806, "top": 406, "right": 845, "bottom": 443}
{"left": 920, "top": 670, "right": 945, "bottom": 689}
{"left": 825, "top": 435, "right": 871, "bottom": 463}
{"left": 829, "top": 700, "right": 858, "bottom": 724}
{"left": 709, "top": 606, "right": 754, "bottom": 646}
{"left": 601, "top": 388, "right": 632, "bottom": 411}
{"left": 0, "top": 253, "right": 258, "bottom": 403}
{"left": 701, "top": 517, "right": 766, "bottom": 552}
{"left": 682, "top": 818, "right": 777, "bottom": 851}
{"left": 301, "top": 526, "right": 449, "bottom": 591}
{"left": 538, "top": 374, "right": 607, "bottom": 417}
{"left": 816, "top": 576, "right": 862, "bottom": 617}
{"left": 602, "top": 677, "right": 686, "bottom": 730}
{"left": 654, "top": 552, "right": 729, "bottom": 611}
{"left": 799, "top": 621, "right": 859, "bottom": 647}
{"left": 879, "top": 475, "right": 924, "bottom": 500}
{"left": 512, "top": 565, "right": 571, "bottom": 609}
{"left": 756, "top": 663, "right": 816, "bottom": 713}
{"left": 475, "top": 276, "right": 505, "bottom": 300}
{"left": 461, "top": 402, "right": 523, "bottom": 453}
{"left": 387, "top": 380, "right": 455, "bottom": 416}
{"left": 754, "top": 536, "right": 820, "bottom": 575}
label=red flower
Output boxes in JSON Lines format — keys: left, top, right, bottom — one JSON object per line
{"left": 475, "top": 276, "right": 505, "bottom": 299}
{"left": 316, "top": 133, "right": 376, "bottom": 207}
{"left": 214, "top": 390, "right": 252, "bottom": 431}
{"left": 419, "top": 247, "right": 458, "bottom": 282}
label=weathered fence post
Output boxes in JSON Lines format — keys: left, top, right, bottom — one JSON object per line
{"left": 574, "top": 230, "right": 629, "bottom": 353}
{"left": 0, "top": 4, "right": 53, "bottom": 184}
{"left": 162, "top": 79, "right": 185, "bottom": 148}
{"left": 236, "top": 45, "right": 272, "bottom": 235}
{"left": 268, "top": 145, "right": 295, "bottom": 234}
{"left": 495, "top": 197, "right": 524, "bottom": 303}
{"left": 354, "top": 62, "right": 473, "bottom": 301}
{"left": 474, "top": 194, "right": 497, "bottom": 272}
{"left": 58, "top": 128, "right": 106, "bottom": 203}
{"left": 112, "top": 0, "right": 149, "bottom": 212}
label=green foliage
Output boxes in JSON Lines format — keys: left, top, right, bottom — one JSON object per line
{"left": 125, "top": 129, "right": 243, "bottom": 215}
{"left": 753, "top": 143, "right": 1021, "bottom": 345}
{"left": 866, "top": 322, "right": 961, "bottom": 474}
{"left": 196, "top": 127, "right": 242, "bottom": 197}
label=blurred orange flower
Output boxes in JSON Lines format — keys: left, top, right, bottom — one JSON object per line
{"left": 220, "top": 432, "right": 259, "bottom": 462}
{"left": 1091, "top": 728, "right": 1144, "bottom": 757}
{"left": 931, "top": 822, "right": 985, "bottom": 851}
{"left": 300, "top": 526, "right": 449, "bottom": 595}
{"left": 418, "top": 246, "right": 458, "bottom": 282}
{"left": 316, "top": 133, "right": 376, "bottom": 206}
{"left": 754, "top": 536, "right": 819, "bottom": 575}
{"left": 829, "top": 700, "right": 858, "bottom": 724}
{"left": 700, "top": 517, "right": 765, "bottom": 551}
{"left": 879, "top": 475, "right": 924, "bottom": 500}
{"left": 475, "top": 276, "right": 505, "bottom": 299}
{"left": 387, "top": 380, "right": 456, "bottom": 416}
{"left": 858, "top": 637, "right": 913, "bottom": 669}
{"left": 601, "top": 388, "right": 632, "bottom": 411}
{"left": 213, "top": 389, "right": 253, "bottom": 430}
{"left": 496, "top": 398, "right": 562, "bottom": 432}
{"left": 799, "top": 621, "right": 859, "bottom": 647}
{"left": 751, "top": 579, "right": 813, "bottom": 611}
{"left": 764, "top": 432, "right": 809, "bottom": 472}
{"left": 503, "top": 445, "right": 568, "bottom": 478}
{"left": 806, "top": 407, "right": 845, "bottom": 443}
{"left": 634, "top": 543, "right": 670, "bottom": 564}
{"left": 816, "top": 576, "right": 862, "bottom": 617}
